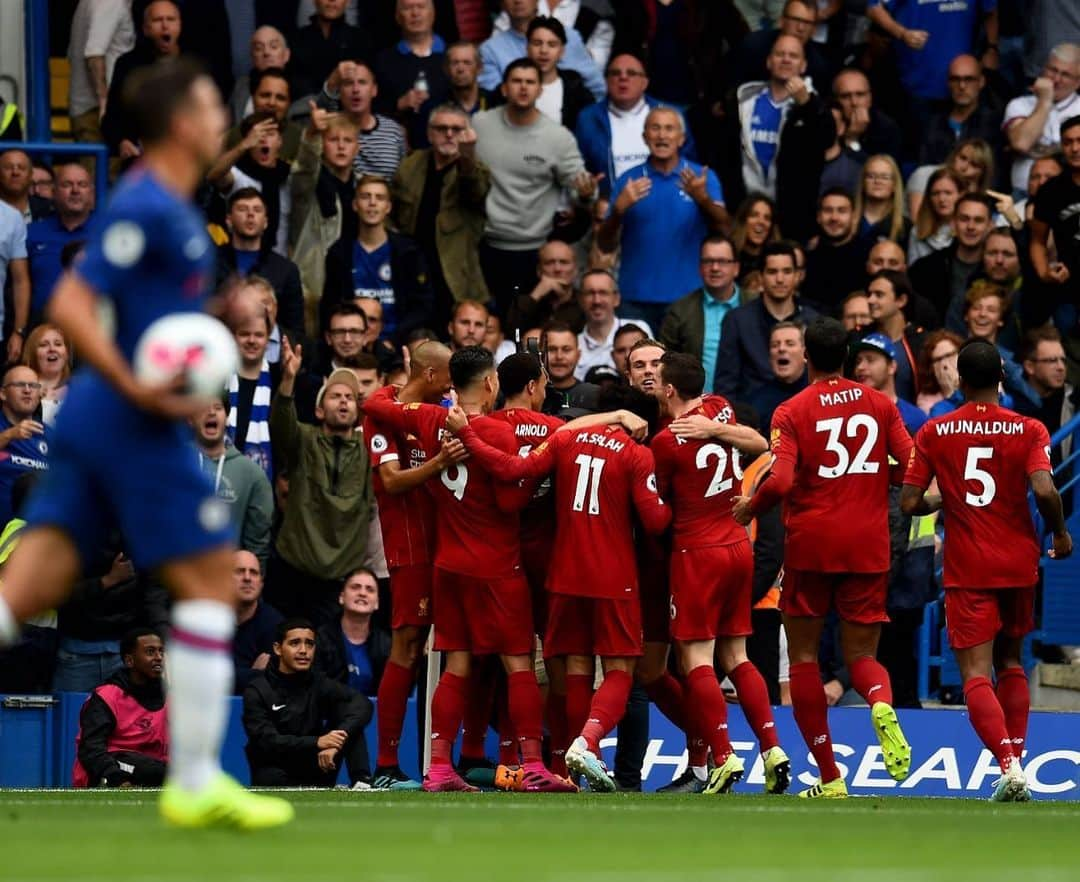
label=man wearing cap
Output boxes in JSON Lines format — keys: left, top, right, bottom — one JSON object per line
{"left": 851, "top": 333, "right": 927, "bottom": 436}
{"left": 267, "top": 337, "right": 375, "bottom": 626}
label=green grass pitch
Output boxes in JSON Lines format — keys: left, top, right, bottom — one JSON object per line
{"left": 3, "top": 790, "right": 1080, "bottom": 882}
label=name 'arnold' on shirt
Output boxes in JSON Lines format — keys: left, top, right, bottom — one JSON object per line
{"left": 934, "top": 420, "right": 1026, "bottom": 436}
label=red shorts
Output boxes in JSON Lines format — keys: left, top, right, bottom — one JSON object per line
{"left": 432, "top": 568, "right": 534, "bottom": 656}
{"left": 545, "top": 593, "right": 642, "bottom": 659}
{"left": 780, "top": 569, "right": 889, "bottom": 625}
{"left": 670, "top": 541, "right": 753, "bottom": 641}
{"left": 388, "top": 563, "right": 433, "bottom": 629}
{"left": 944, "top": 587, "right": 1035, "bottom": 650}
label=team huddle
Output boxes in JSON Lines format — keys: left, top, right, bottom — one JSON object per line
{"left": 361, "top": 317, "right": 1072, "bottom": 800}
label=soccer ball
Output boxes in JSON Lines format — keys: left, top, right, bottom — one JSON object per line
{"left": 133, "top": 312, "right": 238, "bottom": 398}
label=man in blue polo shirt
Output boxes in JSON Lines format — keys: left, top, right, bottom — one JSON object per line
{"left": 0, "top": 363, "right": 49, "bottom": 527}
{"left": 598, "top": 107, "right": 728, "bottom": 334}
{"left": 27, "top": 163, "right": 94, "bottom": 323}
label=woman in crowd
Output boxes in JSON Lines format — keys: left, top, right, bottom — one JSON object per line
{"left": 907, "top": 167, "right": 961, "bottom": 263}
{"left": 914, "top": 329, "right": 963, "bottom": 414}
{"left": 907, "top": 138, "right": 995, "bottom": 218}
{"left": 732, "top": 194, "right": 778, "bottom": 283}
{"left": 22, "top": 323, "right": 72, "bottom": 426}
{"left": 854, "top": 154, "right": 909, "bottom": 247}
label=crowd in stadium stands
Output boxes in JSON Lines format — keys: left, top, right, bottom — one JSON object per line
{"left": 0, "top": 0, "right": 1076, "bottom": 790}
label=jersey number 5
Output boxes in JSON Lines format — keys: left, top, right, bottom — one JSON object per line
{"left": 815, "top": 415, "right": 880, "bottom": 479}
{"left": 572, "top": 454, "right": 605, "bottom": 514}
{"left": 964, "top": 446, "right": 996, "bottom": 507}
{"left": 696, "top": 443, "right": 743, "bottom": 498}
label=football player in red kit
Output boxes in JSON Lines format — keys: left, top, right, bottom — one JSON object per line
{"left": 733, "top": 317, "right": 914, "bottom": 799}
{"left": 902, "top": 339, "right": 1072, "bottom": 801}
{"left": 448, "top": 385, "right": 671, "bottom": 792}
{"left": 651, "top": 352, "right": 789, "bottom": 796}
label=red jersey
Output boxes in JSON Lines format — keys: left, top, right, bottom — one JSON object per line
{"left": 749, "top": 377, "right": 913, "bottom": 573}
{"left": 362, "top": 397, "right": 532, "bottom": 579}
{"left": 457, "top": 423, "right": 671, "bottom": 599}
{"left": 905, "top": 402, "right": 1051, "bottom": 589}
{"left": 363, "top": 386, "right": 436, "bottom": 569}
{"left": 652, "top": 396, "right": 745, "bottom": 549}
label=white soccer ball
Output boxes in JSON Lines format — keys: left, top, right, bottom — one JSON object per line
{"left": 133, "top": 312, "right": 238, "bottom": 398}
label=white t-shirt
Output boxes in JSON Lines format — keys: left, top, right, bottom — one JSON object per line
{"left": 536, "top": 77, "right": 566, "bottom": 126}
{"left": 67, "top": 0, "right": 136, "bottom": 117}
{"left": 575, "top": 317, "right": 654, "bottom": 380}
{"left": 608, "top": 99, "right": 651, "bottom": 180}
{"left": 1002, "top": 91, "right": 1080, "bottom": 193}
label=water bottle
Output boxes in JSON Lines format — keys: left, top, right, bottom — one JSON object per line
{"left": 414, "top": 70, "right": 429, "bottom": 96}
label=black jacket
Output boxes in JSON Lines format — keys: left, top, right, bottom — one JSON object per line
{"left": 801, "top": 237, "right": 871, "bottom": 315}
{"left": 557, "top": 69, "right": 596, "bottom": 133}
{"left": 315, "top": 616, "right": 391, "bottom": 696}
{"left": 76, "top": 668, "right": 166, "bottom": 787}
{"left": 289, "top": 18, "right": 373, "bottom": 100}
{"left": 858, "top": 108, "right": 904, "bottom": 165}
{"left": 242, "top": 663, "right": 372, "bottom": 776}
{"left": 917, "top": 98, "right": 1004, "bottom": 177}
{"left": 215, "top": 243, "right": 305, "bottom": 341}
{"left": 102, "top": 42, "right": 161, "bottom": 152}
{"left": 775, "top": 93, "right": 838, "bottom": 245}
{"left": 322, "top": 231, "right": 434, "bottom": 342}
{"left": 909, "top": 242, "right": 980, "bottom": 327}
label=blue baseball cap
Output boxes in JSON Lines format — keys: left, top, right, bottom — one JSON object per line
{"left": 851, "top": 332, "right": 896, "bottom": 361}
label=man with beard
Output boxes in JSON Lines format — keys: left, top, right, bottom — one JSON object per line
{"left": 541, "top": 322, "right": 598, "bottom": 416}
{"left": 801, "top": 189, "right": 868, "bottom": 315}
{"left": 293, "top": 302, "right": 367, "bottom": 423}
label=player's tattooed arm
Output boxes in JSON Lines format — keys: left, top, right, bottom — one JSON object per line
{"left": 899, "top": 484, "right": 941, "bottom": 516}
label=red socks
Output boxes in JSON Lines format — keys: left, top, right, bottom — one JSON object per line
{"left": 375, "top": 660, "right": 414, "bottom": 768}
{"left": 728, "top": 661, "right": 779, "bottom": 752}
{"left": 581, "top": 670, "right": 632, "bottom": 753}
{"left": 429, "top": 671, "right": 467, "bottom": 768}
{"left": 507, "top": 670, "right": 544, "bottom": 764}
{"left": 848, "top": 655, "right": 894, "bottom": 707}
{"left": 964, "top": 676, "right": 1015, "bottom": 770}
{"left": 789, "top": 661, "right": 841, "bottom": 783}
{"left": 685, "top": 664, "right": 732, "bottom": 762}
{"left": 545, "top": 688, "right": 569, "bottom": 776}
{"left": 460, "top": 662, "right": 495, "bottom": 760}
{"left": 995, "top": 667, "right": 1029, "bottom": 758}
{"left": 566, "top": 673, "right": 594, "bottom": 743}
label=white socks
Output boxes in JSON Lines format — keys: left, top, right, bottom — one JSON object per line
{"left": 0, "top": 596, "right": 18, "bottom": 646}
{"left": 167, "top": 599, "right": 236, "bottom": 792}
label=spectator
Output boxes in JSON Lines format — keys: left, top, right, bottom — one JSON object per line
{"left": 102, "top": 0, "right": 183, "bottom": 160}
{"left": 611, "top": 323, "right": 648, "bottom": 377}
{"left": 850, "top": 332, "right": 927, "bottom": 432}
{"left": 730, "top": 193, "right": 778, "bottom": 281}
{"left": 1016, "top": 154, "right": 1063, "bottom": 221}
{"left": 507, "top": 240, "right": 586, "bottom": 334}
{"left": 270, "top": 343, "right": 375, "bottom": 624}
{"left": 714, "top": 241, "right": 818, "bottom": 399}
{"left": 917, "top": 56, "right": 1003, "bottom": 172}
{"left": 496, "top": 0, "right": 614, "bottom": 70}
{"left": 21, "top": 324, "right": 71, "bottom": 426}
{"left": 322, "top": 62, "right": 409, "bottom": 180}
{"left": 228, "top": 308, "right": 278, "bottom": 479}
{"left": 447, "top": 300, "right": 490, "bottom": 350}
{"left": 315, "top": 567, "right": 391, "bottom": 697}
{"left": 801, "top": 188, "right": 869, "bottom": 314}
{"left": 224, "top": 68, "right": 305, "bottom": 162}
{"left": 30, "top": 163, "right": 55, "bottom": 202}
{"left": 1031, "top": 115, "right": 1080, "bottom": 296}
{"left": 67, "top": 0, "right": 136, "bottom": 145}
{"left": 209, "top": 114, "right": 293, "bottom": 256}
{"left": 233, "top": 549, "right": 283, "bottom": 693}
{"left": 979, "top": 229, "right": 1025, "bottom": 348}
{"left": 289, "top": 0, "right": 372, "bottom": 101}
{"left": 215, "top": 189, "right": 304, "bottom": 336}
{"left": 542, "top": 321, "right": 599, "bottom": 414}
{"left": 244, "top": 276, "right": 289, "bottom": 369}
{"left": 323, "top": 175, "right": 433, "bottom": 344}
{"left": 723, "top": 35, "right": 814, "bottom": 205}
{"left": 526, "top": 17, "right": 595, "bottom": 131}
{"left": 290, "top": 109, "right": 360, "bottom": 333}
{"left": 853, "top": 154, "right": 910, "bottom": 247}
{"left": 748, "top": 320, "right": 807, "bottom": 430}
{"left": 228, "top": 26, "right": 291, "bottom": 125}
{"left": 599, "top": 107, "right": 727, "bottom": 332}
{"left": 0, "top": 149, "right": 54, "bottom": 224}
{"left": 27, "top": 164, "right": 95, "bottom": 324}
{"left": 914, "top": 329, "right": 964, "bottom": 413}
{"left": 445, "top": 42, "right": 500, "bottom": 116}
{"left": 866, "top": 238, "right": 906, "bottom": 276}
{"left": 1003, "top": 44, "right": 1080, "bottom": 196}
{"left": 374, "top": 0, "right": 452, "bottom": 148}
{"left": 192, "top": 396, "right": 274, "bottom": 567}
{"left": 483, "top": 313, "right": 518, "bottom": 364}
{"left": 728, "top": 0, "right": 834, "bottom": 91}
{"left": 840, "top": 290, "right": 872, "bottom": 332}
{"left": 473, "top": 59, "right": 593, "bottom": 320}
{"left": 575, "top": 53, "right": 697, "bottom": 195}
{"left": 575, "top": 269, "right": 651, "bottom": 379}
{"left": 864, "top": 270, "right": 924, "bottom": 402}
{"left": 831, "top": 68, "right": 903, "bottom": 164}
{"left": 392, "top": 104, "right": 491, "bottom": 333}
{"left": 910, "top": 192, "right": 993, "bottom": 328}
{"left": 0, "top": 364, "right": 50, "bottom": 527}
{"left": 908, "top": 167, "right": 961, "bottom": 263}
{"left": 816, "top": 103, "right": 867, "bottom": 201}
{"left": 295, "top": 301, "right": 369, "bottom": 419}
{"left": 660, "top": 235, "right": 751, "bottom": 389}
{"left": 479, "top": 0, "right": 605, "bottom": 100}
{"left": 1015, "top": 327, "right": 1076, "bottom": 436}
{"left": 242, "top": 618, "right": 373, "bottom": 787}
{"left": 71, "top": 628, "right": 167, "bottom": 788}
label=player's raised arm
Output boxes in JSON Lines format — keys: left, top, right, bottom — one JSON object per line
{"left": 362, "top": 393, "right": 431, "bottom": 436}
{"left": 668, "top": 415, "right": 768, "bottom": 457}
{"left": 630, "top": 443, "right": 671, "bottom": 535}
{"left": 453, "top": 417, "right": 559, "bottom": 482}
{"left": 1027, "top": 423, "right": 1073, "bottom": 559}
{"left": 557, "top": 409, "right": 650, "bottom": 441}
{"left": 885, "top": 402, "right": 915, "bottom": 486}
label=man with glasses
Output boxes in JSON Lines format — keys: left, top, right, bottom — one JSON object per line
{"left": 294, "top": 302, "right": 367, "bottom": 424}
{"left": 1016, "top": 328, "right": 1076, "bottom": 441}
{"left": 0, "top": 364, "right": 48, "bottom": 527}
{"left": 1004, "top": 43, "right": 1080, "bottom": 196}
{"left": 918, "top": 55, "right": 1003, "bottom": 170}
{"left": 575, "top": 53, "right": 697, "bottom": 195}
{"left": 392, "top": 104, "right": 491, "bottom": 333}
{"left": 659, "top": 236, "right": 749, "bottom": 392}
{"left": 728, "top": 0, "right": 833, "bottom": 91}
{"left": 831, "top": 68, "right": 903, "bottom": 165}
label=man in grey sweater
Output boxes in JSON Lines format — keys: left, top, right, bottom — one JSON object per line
{"left": 473, "top": 57, "right": 596, "bottom": 321}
